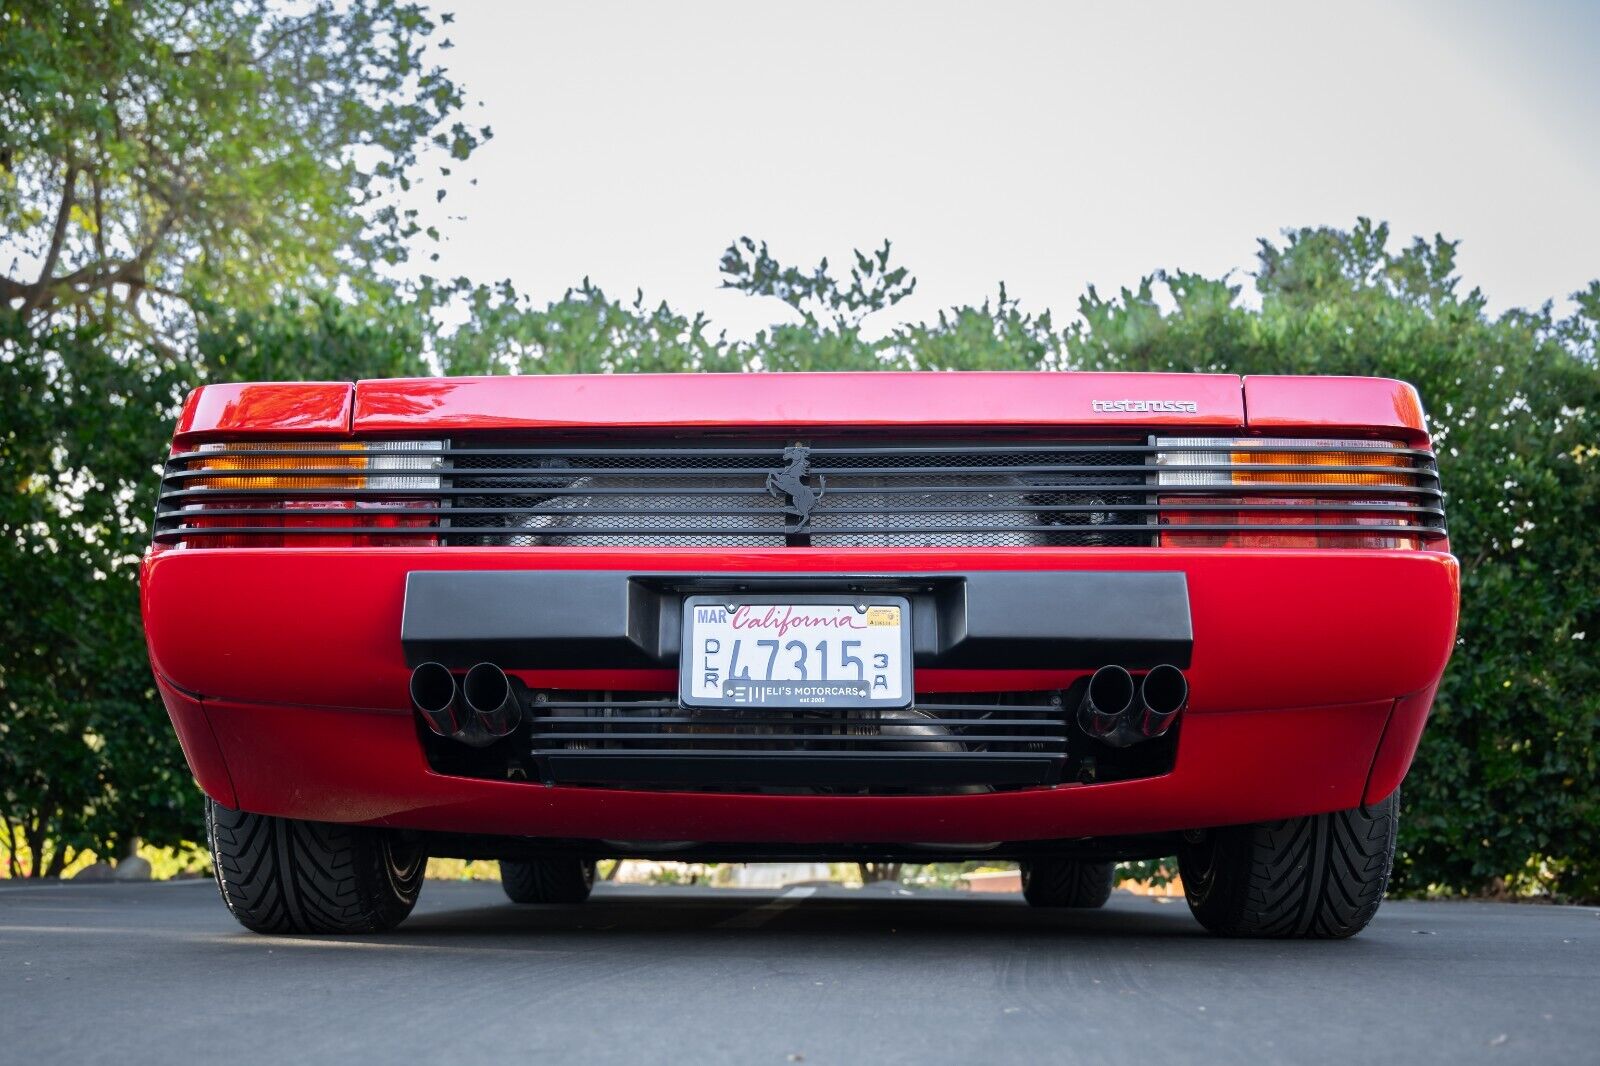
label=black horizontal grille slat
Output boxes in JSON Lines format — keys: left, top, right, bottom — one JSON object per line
{"left": 535, "top": 715, "right": 1061, "bottom": 727}
{"left": 544, "top": 748, "right": 1059, "bottom": 760}
{"left": 158, "top": 482, "right": 1446, "bottom": 500}
{"left": 532, "top": 696, "right": 1064, "bottom": 741}
{"left": 154, "top": 435, "right": 1448, "bottom": 547}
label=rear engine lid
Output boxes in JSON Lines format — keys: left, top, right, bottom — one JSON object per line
{"left": 350, "top": 372, "right": 1246, "bottom": 433}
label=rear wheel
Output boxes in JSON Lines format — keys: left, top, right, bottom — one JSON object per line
{"left": 1020, "top": 858, "right": 1116, "bottom": 908}
{"left": 206, "top": 800, "right": 426, "bottom": 935}
{"left": 1177, "top": 791, "right": 1399, "bottom": 938}
{"left": 500, "top": 857, "right": 597, "bottom": 904}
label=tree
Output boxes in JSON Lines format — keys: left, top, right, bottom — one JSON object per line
{"left": 428, "top": 238, "right": 1058, "bottom": 376}
{"left": 1, "top": 0, "right": 483, "bottom": 340}
{"left": 0, "top": 0, "right": 474, "bottom": 874}
{"left": 433, "top": 278, "right": 744, "bottom": 376}
{"left": 0, "top": 312, "right": 192, "bottom": 874}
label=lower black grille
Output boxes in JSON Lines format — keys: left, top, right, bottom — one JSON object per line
{"left": 527, "top": 691, "right": 1069, "bottom": 790}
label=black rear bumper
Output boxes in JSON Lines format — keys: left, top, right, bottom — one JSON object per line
{"left": 400, "top": 569, "right": 1193, "bottom": 672}
{"left": 405, "top": 569, "right": 1191, "bottom": 792}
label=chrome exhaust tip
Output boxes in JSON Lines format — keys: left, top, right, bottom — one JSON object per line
{"left": 462, "top": 662, "right": 521, "bottom": 738}
{"left": 1077, "top": 665, "right": 1135, "bottom": 742}
{"left": 409, "top": 661, "right": 464, "bottom": 737}
{"left": 1137, "top": 664, "right": 1188, "bottom": 739}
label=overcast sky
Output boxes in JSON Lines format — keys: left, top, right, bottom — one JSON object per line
{"left": 416, "top": 0, "right": 1600, "bottom": 338}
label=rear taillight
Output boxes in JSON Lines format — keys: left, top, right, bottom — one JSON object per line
{"left": 1153, "top": 438, "right": 1440, "bottom": 549}
{"left": 1155, "top": 495, "right": 1422, "bottom": 549}
{"left": 162, "top": 441, "right": 444, "bottom": 548}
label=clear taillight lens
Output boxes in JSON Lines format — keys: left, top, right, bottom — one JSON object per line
{"left": 366, "top": 440, "right": 446, "bottom": 489}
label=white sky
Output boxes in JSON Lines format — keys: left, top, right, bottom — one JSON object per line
{"left": 415, "top": 0, "right": 1600, "bottom": 338}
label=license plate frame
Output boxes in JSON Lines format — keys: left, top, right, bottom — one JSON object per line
{"left": 678, "top": 594, "right": 914, "bottom": 709}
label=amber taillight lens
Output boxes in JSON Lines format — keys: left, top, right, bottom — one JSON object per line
{"left": 1154, "top": 438, "right": 1440, "bottom": 549}
{"left": 166, "top": 441, "right": 443, "bottom": 547}
{"left": 1227, "top": 444, "right": 1412, "bottom": 486}
{"left": 192, "top": 442, "right": 368, "bottom": 489}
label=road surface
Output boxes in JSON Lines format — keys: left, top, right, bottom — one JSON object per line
{"left": 2, "top": 879, "right": 1595, "bottom": 1064}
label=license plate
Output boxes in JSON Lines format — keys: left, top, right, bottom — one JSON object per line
{"left": 679, "top": 595, "right": 913, "bottom": 708}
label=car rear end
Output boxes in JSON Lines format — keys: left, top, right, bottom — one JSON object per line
{"left": 142, "top": 371, "right": 1457, "bottom": 936}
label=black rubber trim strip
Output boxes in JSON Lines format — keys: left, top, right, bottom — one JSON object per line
{"left": 399, "top": 569, "right": 1193, "bottom": 671}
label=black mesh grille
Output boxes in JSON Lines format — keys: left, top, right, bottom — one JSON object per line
{"left": 443, "top": 440, "right": 1153, "bottom": 548}
{"left": 447, "top": 449, "right": 787, "bottom": 547}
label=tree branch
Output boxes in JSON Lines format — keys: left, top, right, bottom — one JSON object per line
{"left": 252, "top": 8, "right": 327, "bottom": 66}
{"left": 45, "top": 839, "right": 72, "bottom": 879}
{"left": 18, "top": 211, "right": 179, "bottom": 317}
{"left": 20, "top": 163, "right": 80, "bottom": 317}
{"left": 21, "top": 813, "right": 41, "bottom": 878}
{"left": 91, "top": 146, "right": 107, "bottom": 265}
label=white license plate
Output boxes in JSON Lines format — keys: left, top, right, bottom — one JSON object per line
{"left": 679, "top": 596, "right": 913, "bottom": 708}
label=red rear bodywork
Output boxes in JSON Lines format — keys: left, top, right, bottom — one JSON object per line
{"left": 143, "top": 372, "right": 1458, "bottom": 850}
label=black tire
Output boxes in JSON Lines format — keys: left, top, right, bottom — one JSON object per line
{"left": 1020, "top": 858, "right": 1116, "bottom": 908}
{"left": 500, "top": 857, "right": 597, "bottom": 904}
{"left": 1177, "top": 790, "right": 1399, "bottom": 939}
{"left": 206, "top": 800, "right": 426, "bottom": 935}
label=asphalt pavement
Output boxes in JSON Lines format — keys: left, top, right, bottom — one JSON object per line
{"left": 2, "top": 878, "right": 1595, "bottom": 1065}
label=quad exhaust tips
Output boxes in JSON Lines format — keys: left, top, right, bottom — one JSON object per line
{"left": 409, "top": 661, "right": 521, "bottom": 746}
{"left": 1076, "top": 663, "right": 1188, "bottom": 748}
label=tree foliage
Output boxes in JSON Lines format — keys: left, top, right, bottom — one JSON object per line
{"left": 0, "top": 311, "right": 191, "bottom": 873}
{"left": 0, "top": 289, "right": 441, "bottom": 874}
{"left": 426, "top": 240, "right": 1058, "bottom": 375}
{"left": 1, "top": 0, "right": 470, "bottom": 873}
{"left": 432, "top": 279, "right": 743, "bottom": 376}
{"left": 0, "top": 0, "right": 483, "bottom": 336}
